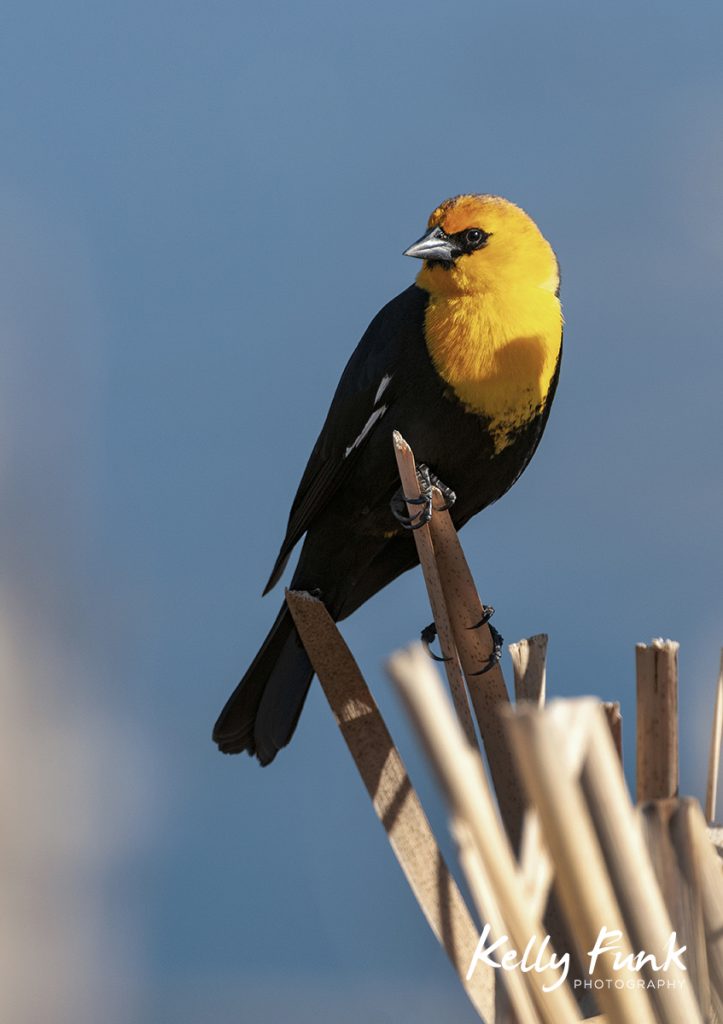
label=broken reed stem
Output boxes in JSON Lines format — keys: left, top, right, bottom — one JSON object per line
{"left": 388, "top": 644, "right": 582, "bottom": 1024}
{"left": 518, "top": 809, "right": 554, "bottom": 922}
{"left": 452, "top": 815, "right": 541, "bottom": 1024}
{"left": 424, "top": 482, "right": 525, "bottom": 849}
{"left": 601, "top": 702, "right": 622, "bottom": 766}
{"left": 509, "top": 634, "right": 548, "bottom": 706}
{"left": 705, "top": 650, "right": 723, "bottom": 823}
{"left": 638, "top": 799, "right": 711, "bottom": 1021}
{"left": 285, "top": 590, "right": 495, "bottom": 1022}
{"left": 636, "top": 639, "right": 679, "bottom": 802}
{"left": 581, "top": 714, "right": 702, "bottom": 1024}
{"left": 684, "top": 798, "right": 723, "bottom": 1019}
{"left": 392, "top": 431, "right": 478, "bottom": 749}
{"left": 504, "top": 700, "right": 658, "bottom": 1024}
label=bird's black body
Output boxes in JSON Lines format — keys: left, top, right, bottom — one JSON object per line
{"left": 214, "top": 284, "right": 561, "bottom": 763}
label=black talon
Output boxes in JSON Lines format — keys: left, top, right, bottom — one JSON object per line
{"left": 390, "top": 463, "right": 456, "bottom": 530}
{"left": 390, "top": 493, "right": 419, "bottom": 527}
{"left": 390, "top": 465, "right": 433, "bottom": 530}
{"left": 468, "top": 604, "right": 495, "bottom": 630}
{"left": 409, "top": 501, "right": 433, "bottom": 530}
{"left": 421, "top": 622, "right": 451, "bottom": 662}
{"left": 390, "top": 502, "right": 425, "bottom": 528}
{"left": 434, "top": 493, "right": 455, "bottom": 512}
{"left": 471, "top": 624, "right": 504, "bottom": 676}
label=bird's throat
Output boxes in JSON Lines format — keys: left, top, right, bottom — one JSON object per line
{"left": 423, "top": 288, "right": 563, "bottom": 452}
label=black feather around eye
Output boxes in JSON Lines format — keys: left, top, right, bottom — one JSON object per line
{"left": 447, "top": 227, "right": 491, "bottom": 254}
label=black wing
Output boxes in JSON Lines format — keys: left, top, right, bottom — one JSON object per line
{"left": 263, "top": 284, "right": 427, "bottom": 593}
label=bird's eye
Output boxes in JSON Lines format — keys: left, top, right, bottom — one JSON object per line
{"left": 466, "top": 228, "right": 484, "bottom": 247}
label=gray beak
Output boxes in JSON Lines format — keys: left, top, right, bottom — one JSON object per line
{"left": 403, "top": 225, "right": 457, "bottom": 262}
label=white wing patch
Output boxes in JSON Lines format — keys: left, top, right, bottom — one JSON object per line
{"left": 374, "top": 373, "right": 392, "bottom": 405}
{"left": 344, "top": 405, "right": 387, "bottom": 459}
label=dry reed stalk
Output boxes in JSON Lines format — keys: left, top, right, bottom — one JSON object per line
{"left": 392, "top": 431, "right": 478, "bottom": 748}
{"left": 508, "top": 660, "right": 591, "bottom": 995}
{"left": 705, "top": 650, "right": 723, "bottom": 823}
{"left": 580, "top": 711, "right": 703, "bottom": 1024}
{"left": 601, "top": 702, "right": 622, "bottom": 765}
{"left": 285, "top": 590, "right": 495, "bottom": 1021}
{"left": 683, "top": 798, "right": 723, "bottom": 1019}
{"left": 638, "top": 799, "right": 710, "bottom": 1020}
{"left": 504, "top": 700, "right": 658, "bottom": 1024}
{"left": 509, "top": 635, "right": 548, "bottom": 706}
{"left": 518, "top": 810, "right": 553, "bottom": 922}
{"left": 423, "top": 479, "right": 524, "bottom": 849}
{"left": 388, "top": 644, "right": 583, "bottom": 1024}
{"left": 636, "top": 639, "right": 679, "bottom": 801}
{"left": 453, "top": 815, "right": 542, "bottom": 1024}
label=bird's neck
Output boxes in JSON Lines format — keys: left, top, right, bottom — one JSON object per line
{"left": 422, "top": 284, "right": 563, "bottom": 453}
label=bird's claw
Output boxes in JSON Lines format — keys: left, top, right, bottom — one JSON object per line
{"left": 390, "top": 464, "right": 456, "bottom": 530}
{"left": 390, "top": 493, "right": 431, "bottom": 528}
{"left": 428, "top": 470, "right": 456, "bottom": 512}
{"left": 467, "top": 604, "right": 495, "bottom": 630}
{"left": 390, "top": 465, "right": 433, "bottom": 529}
{"left": 421, "top": 621, "right": 451, "bottom": 662}
{"left": 470, "top": 623, "right": 504, "bottom": 675}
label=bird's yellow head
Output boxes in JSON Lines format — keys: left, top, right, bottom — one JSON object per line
{"left": 405, "top": 194, "right": 559, "bottom": 299}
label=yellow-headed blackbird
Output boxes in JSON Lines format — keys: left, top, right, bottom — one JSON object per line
{"left": 214, "top": 194, "right": 563, "bottom": 764}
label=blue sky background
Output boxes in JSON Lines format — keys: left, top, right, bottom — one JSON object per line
{"left": 2, "top": 2, "right": 723, "bottom": 1021}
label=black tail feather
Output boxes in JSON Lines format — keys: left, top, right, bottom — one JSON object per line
{"left": 212, "top": 603, "right": 314, "bottom": 764}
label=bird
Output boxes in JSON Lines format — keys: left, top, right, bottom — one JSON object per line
{"left": 213, "top": 194, "right": 563, "bottom": 765}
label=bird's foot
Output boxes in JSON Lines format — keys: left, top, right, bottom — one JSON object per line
{"left": 470, "top": 623, "right": 504, "bottom": 676}
{"left": 467, "top": 604, "right": 495, "bottom": 630}
{"left": 421, "top": 621, "right": 451, "bottom": 662}
{"left": 390, "top": 463, "right": 434, "bottom": 529}
{"left": 390, "top": 464, "right": 456, "bottom": 530}
{"left": 427, "top": 468, "right": 456, "bottom": 512}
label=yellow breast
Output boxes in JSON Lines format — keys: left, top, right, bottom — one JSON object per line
{"left": 423, "top": 285, "right": 563, "bottom": 453}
